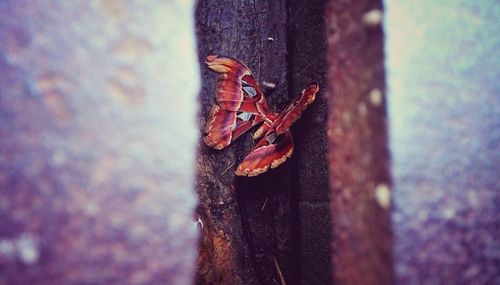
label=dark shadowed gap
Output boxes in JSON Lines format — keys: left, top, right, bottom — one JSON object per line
{"left": 287, "top": 0, "right": 332, "bottom": 284}
{"left": 285, "top": 7, "right": 303, "bottom": 285}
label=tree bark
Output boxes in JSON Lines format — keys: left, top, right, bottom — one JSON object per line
{"left": 195, "top": 1, "right": 293, "bottom": 284}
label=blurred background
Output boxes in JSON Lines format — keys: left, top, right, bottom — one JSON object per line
{"left": 0, "top": 1, "right": 199, "bottom": 284}
{"left": 0, "top": 0, "right": 498, "bottom": 285}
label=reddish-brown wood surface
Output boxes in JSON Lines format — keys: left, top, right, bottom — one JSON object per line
{"left": 326, "top": 0, "right": 393, "bottom": 284}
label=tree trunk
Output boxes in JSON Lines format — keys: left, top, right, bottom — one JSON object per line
{"left": 195, "top": 1, "right": 291, "bottom": 284}
{"left": 195, "top": 1, "right": 331, "bottom": 284}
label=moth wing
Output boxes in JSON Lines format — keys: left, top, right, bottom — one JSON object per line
{"left": 235, "top": 130, "right": 294, "bottom": 177}
{"left": 275, "top": 82, "right": 319, "bottom": 134}
{"left": 205, "top": 55, "right": 270, "bottom": 115}
{"left": 204, "top": 55, "right": 272, "bottom": 150}
{"left": 204, "top": 105, "right": 264, "bottom": 150}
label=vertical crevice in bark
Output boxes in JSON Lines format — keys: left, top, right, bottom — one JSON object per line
{"left": 287, "top": 0, "right": 332, "bottom": 284}
{"left": 285, "top": 9, "right": 302, "bottom": 282}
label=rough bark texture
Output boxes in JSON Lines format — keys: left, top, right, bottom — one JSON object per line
{"left": 385, "top": 1, "right": 500, "bottom": 284}
{"left": 326, "top": 0, "right": 393, "bottom": 284}
{"left": 0, "top": 1, "right": 199, "bottom": 285}
{"left": 195, "top": 1, "right": 292, "bottom": 284}
{"left": 195, "top": 1, "right": 331, "bottom": 284}
{"left": 287, "top": 1, "right": 331, "bottom": 285}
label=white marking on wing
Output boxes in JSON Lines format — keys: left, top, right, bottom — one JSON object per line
{"left": 242, "top": 86, "right": 257, "bottom": 98}
{"left": 237, "top": 112, "right": 253, "bottom": 121}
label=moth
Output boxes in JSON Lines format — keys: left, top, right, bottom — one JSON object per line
{"left": 204, "top": 55, "right": 319, "bottom": 177}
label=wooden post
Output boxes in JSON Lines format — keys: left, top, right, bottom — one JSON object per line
{"left": 326, "top": 0, "right": 393, "bottom": 284}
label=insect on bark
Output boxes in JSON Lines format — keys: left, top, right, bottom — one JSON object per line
{"left": 204, "top": 55, "right": 319, "bottom": 177}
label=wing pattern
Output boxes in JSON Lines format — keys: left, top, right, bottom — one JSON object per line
{"left": 203, "top": 55, "right": 319, "bottom": 177}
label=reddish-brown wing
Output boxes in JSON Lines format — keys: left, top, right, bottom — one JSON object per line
{"left": 204, "top": 55, "right": 271, "bottom": 150}
{"left": 235, "top": 82, "right": 319, "bottom": 176}
{"left": 205, "top": 55, "right": 270, "bottom": 114}
{"left": 204, "top": 105, "right": 264, "bottom": 150}
{"left": 275, "top": 82, "right": 319, "bottom": 134}
{"left": 235, "top": 130, "right": 294, "bottom": 177}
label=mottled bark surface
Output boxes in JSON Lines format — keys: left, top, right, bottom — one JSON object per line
{"left": 326, "top": 0, "right": 393, "bottom": 284}
{"left": 195, "top": 0, "right": 331, "bottom": 284}
{"left": 195, "top": 1, "right": 292, "bottom": 284}
{"left": 0, "top": 1, "right": 199, "bottom": 285}
{"left": 385, "top": 1, "right": 500, "bottom": 284}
